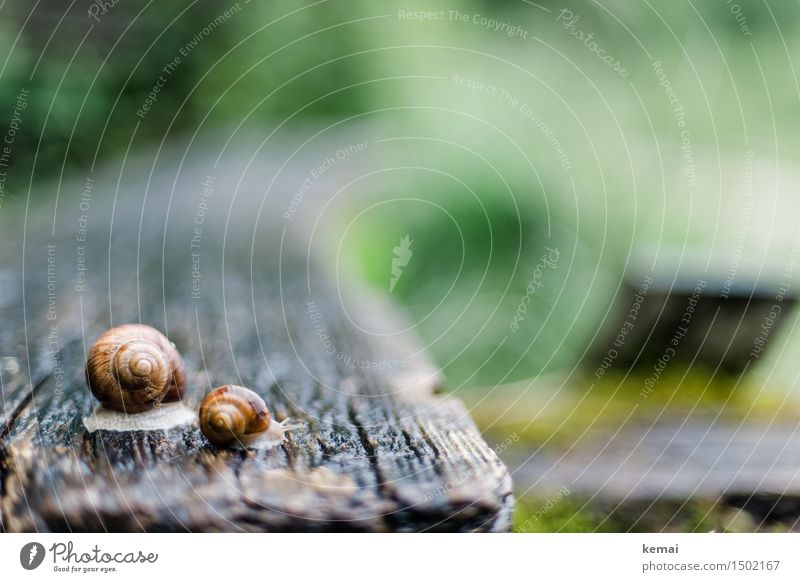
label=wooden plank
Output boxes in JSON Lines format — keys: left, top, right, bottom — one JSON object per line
{"left": 507, "top": 419, "right": 800, "bottom": 501}
{"left": 0, "top": 242, "right": 34, "bottom": 434}
{"left": 0, "top": 140, "right": 512, "bottom": 532}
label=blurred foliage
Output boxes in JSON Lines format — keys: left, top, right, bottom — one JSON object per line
{"left": 346, "top": 179, "right": 606, "bottom": 386}
{"left": 0, "top": 0, "right": 388, "bottom": 197}
{"left": 1, "top": 0, "right": 796, "bottom": 195}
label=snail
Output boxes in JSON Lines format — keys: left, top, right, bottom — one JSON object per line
{"left": 199, "top": 385, "right": 290, "bottom": 448}
{"left": 86, "top": 324, "right": 186, "bottom": 413}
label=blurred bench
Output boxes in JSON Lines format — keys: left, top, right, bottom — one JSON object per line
{"left": 591, "top": 249, "right": 797, "bottom": 376}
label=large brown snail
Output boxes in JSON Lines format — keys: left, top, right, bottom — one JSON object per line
{"left": 86, "top": 324, "right": 186, "bottom": 413}
{"left": 199, "top": 385, "right": 290, "bottom": 448}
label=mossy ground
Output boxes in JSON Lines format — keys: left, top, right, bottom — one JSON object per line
{"left": 512, "top": 495, "right": 797, "bottom": 533}
{"left": 466, "top": 370, "right": 800, "bottom": 532}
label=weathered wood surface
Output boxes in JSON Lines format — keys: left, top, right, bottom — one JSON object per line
{"left": 0, "top": 136, "right": 512, "bottom": 531}
{"left": 507, "top": 418, "right": 800, "bottom": 501}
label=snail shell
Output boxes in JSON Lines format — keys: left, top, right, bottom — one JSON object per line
{"left": 86, "top": 324, "right": 186, "bottom": 413}
{"left": 199, "top": 385, "right": 288, "bottom": 447}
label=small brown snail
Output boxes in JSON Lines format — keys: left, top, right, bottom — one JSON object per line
{"left": 86, "top": 324, "right": 186, "bottom": 413}
{"left": 199, "top": 385, "right": 290, "bottom": 448}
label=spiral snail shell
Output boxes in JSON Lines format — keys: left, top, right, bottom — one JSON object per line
{"left": 86, "top": 324, "right": 186, "bottom": 413}
{"left": 199, "top": 385, "right": 289, "bottom": 447}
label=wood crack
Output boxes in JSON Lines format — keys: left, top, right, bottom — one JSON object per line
{"left": 347, "top": 397, "right": 384, "bottom": 490}
{"left": 0, "top": 373, "right": 52, "bottom": 441}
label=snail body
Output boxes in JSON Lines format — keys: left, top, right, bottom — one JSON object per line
{"left": 86, "top": 324, "right": 186, "bottom": 413}
{"left": 199, "top": 385, "right": 290, "bottom": 447}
